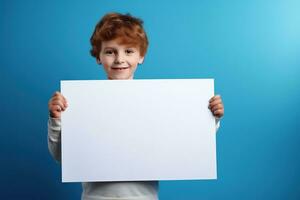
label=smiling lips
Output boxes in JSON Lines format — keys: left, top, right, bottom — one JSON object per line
{"left": 111, "top": 66, "right": 130, "bottom": 70}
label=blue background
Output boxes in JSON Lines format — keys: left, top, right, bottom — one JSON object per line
{"left": 1, "top": 0, "right": 300, "bottom": 199}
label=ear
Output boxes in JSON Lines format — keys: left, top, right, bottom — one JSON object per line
{"left": 96, "top": 58, "right": 101, "bottom": 64}
{"left": 138, "top": 56, "right": 145, "bottom": 64}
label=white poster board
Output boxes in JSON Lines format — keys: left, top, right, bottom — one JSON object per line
{"left": 61, "top": 79, "right": 217, "bottom": 182}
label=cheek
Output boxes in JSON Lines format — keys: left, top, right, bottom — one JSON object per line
{"left": 100, "top": 58, "right": 113, "bottom": 69}
{"left": 102, "top": 65, "right": 110, "bottom": 72}
{"left": 129, "top": 58, "right": 141, "bottom": 67}
{"left": 101, "top": 63, "right": 112, "bottom": 73}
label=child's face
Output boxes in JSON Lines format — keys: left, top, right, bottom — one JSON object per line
{"left": 98, "top": 39, "right": 144, "bottom": 80}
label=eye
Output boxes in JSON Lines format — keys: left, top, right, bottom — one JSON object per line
{"left": 125, "top": 49, "right": 134, "bottom": 54}
{"left": 104, "top": 50, "right": 114, "bottom": 55}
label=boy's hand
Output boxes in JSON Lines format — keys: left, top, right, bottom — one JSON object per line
{"left": 48, "top": 91, "right": 68, "bottom": 118}
{"left": 208, "top": 95, "right": 224, "bottom": 119}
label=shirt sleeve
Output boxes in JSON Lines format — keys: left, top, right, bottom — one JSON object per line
{"left": 215, "top": 117, "right": 220, "bottom": 132}
{"left": 48, "top": 117, "right": 61, "bottom": 163}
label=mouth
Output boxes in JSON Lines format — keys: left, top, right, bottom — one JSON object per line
{"left": 111, "top": 66, "right": 130, "bottom": 71}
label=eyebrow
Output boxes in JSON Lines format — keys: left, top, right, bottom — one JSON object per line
{"left": 103, "top": 46, "right": 137, "bottom": 50}
{"left": 103, "top": 47, "right": 115, "bottom": 50}
{"left": 124, "top": 46, "right": 137, "bottom": 49}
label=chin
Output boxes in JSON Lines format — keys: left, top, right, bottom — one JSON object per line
{"left": 109, "top": 74, "right": 133, "bottom": 80}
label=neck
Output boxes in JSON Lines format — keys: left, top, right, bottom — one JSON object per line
{"left": 107, "top": 76, "right": 134, "bottom": 80}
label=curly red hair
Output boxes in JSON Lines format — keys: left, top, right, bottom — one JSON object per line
{"left": 90, "top": 13, "right": 149, "bottom": 59}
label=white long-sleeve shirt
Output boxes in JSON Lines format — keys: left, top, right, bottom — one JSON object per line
{"left": 48, "top": 117, "right": 220, "bottom": 200}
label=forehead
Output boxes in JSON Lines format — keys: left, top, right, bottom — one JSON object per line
{"left": 102, "top": 38, "right": 139, "bottom": 49}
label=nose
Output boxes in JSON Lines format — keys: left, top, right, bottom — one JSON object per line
{"left": 114, "top": 52, "right": 125, "bottom": 64}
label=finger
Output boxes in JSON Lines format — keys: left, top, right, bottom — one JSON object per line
{"left": 51, "top": 100, "right": 66, "bottom": 111}
{"left": 48, "top": 97, "right": 60, "bottom": 109}
{"left": 211, "top": 104, "right": 223, "bottom": 112}
{"left": 209, "top": 95, "right": 221, "bottom": 103}
{"left": 51, "top": 97, "right": 68, "bottom": 109}
{"left": 54, "top": 92, "right": 68, "bottom": 105}
{"left": 51, "top": 102, "right": 66, "bottom": 111}
{"left": 52, "top": 91, "right": 61, "bottom": 97}
{"left": 209, "top": 99, "right": 222, "bottom": 108}
{"left": 61, "top": 95, "right": 68, "bottom": 106}
{"left": 50, "top": 104, "right": 63, "bottom": 113}
{"left": 51, "top": 95, "right": 66, "bottom": 103}
{"left": 213, "top": 109, "right": 224, "bottom": 117}
{"left": 53, "top": 91, "right": 67, "bottom": 102}
{"left": 50, "top": 105, "right": 63, "bottom": 113}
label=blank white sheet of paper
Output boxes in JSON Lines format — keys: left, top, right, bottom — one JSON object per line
{"left": 61, "top": 79, "right": 217, "bottom": 182}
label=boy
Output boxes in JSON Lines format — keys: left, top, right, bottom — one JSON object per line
{"left": 48, "top": 13, "right": 224, "bottom": 200}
